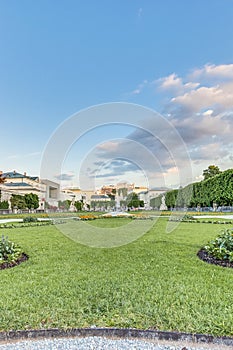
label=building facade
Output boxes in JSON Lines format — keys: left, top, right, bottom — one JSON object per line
{"left": 0, "top": 171, "right": 61, "bottom": 210}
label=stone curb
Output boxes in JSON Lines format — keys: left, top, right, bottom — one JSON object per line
{"left": 0, "top": 328, "right": 232, "bottom": 347}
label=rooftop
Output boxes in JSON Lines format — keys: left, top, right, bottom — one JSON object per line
{"left": 1, "top": 171, "right": 39, "bottom": 181}
{"left": 5, "top": 182, "right": 32, "bottom": 187}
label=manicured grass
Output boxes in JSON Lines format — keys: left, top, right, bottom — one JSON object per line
{"left": 1, "top": 218, "right": 233, "bottom": 336}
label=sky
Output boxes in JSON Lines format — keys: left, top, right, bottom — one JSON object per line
{"left": 1, "top": 0, "right": 233, "bottom": 190}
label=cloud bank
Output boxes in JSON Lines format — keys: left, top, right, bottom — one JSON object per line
{"left": 81, "top": 63, "right": 233, "bottom": 188}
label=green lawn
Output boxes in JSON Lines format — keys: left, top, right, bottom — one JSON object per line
{"left": 1, "top": 218, "right": 233, "bottom": 336}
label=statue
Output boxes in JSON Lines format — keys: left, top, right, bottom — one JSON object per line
{"left": 69, "top": 197, "right": 76, "bottom": 212}
{"left": 159, "top": 195, "right": 167, "bottom": 211}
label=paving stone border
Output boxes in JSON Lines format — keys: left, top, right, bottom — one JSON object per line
{"left": 0, "top": 328, "right": 232, "bottom": 347}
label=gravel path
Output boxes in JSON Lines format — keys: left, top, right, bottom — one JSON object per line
{"left": 0, "top": 336, "right": 230, "bottom": 350}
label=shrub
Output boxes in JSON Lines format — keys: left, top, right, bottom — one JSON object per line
{"left": 0, "top": 235, "right": 23, "bottom": 264}
{"left": 23, "top": 216, "right": 38, "bottom": 223}
{"left": 204, "top": 228, "right": 233, "bottom": 262}
{"left": 183, "top": 214, "right": 195, "bottom": 220}
{"left": 169, "top": 214, "right": 196, "bottom": 222}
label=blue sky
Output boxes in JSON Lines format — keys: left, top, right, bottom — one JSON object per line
{"left": 1, "top": 1, "right": 233, "bottom": 189}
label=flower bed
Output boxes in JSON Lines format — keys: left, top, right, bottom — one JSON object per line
{"left": 79, "top": 214, "right": 97, "bottom": 220}
{"left": 0, "top": 235, "right": 28, "bottom": 270}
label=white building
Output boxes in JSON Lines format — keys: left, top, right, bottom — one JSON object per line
{"left": 40, "top": 179, "right": 60, "bottom": 208}
{"left": 0, "top": 171, "right": 61, "bottom": 210}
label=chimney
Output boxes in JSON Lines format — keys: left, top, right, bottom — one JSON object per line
{"left": 0, "top": 171, "right": 2, "bottom": 176}
{"left": 24, "top": 172, "right": 27, "bottom": 177}
{"left": 13, "top": 170, "right": 16, "bottom": 174}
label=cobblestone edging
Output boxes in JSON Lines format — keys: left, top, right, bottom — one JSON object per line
{"left": 0, "top": 328, "right": 232, "bottom": 347}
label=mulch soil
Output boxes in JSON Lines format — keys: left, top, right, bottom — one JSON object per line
{"left": 0, "top": 253, "right": 28, "bottom": 270}
{"left": 197, "top": 249, "right": 233, "bottom": 268}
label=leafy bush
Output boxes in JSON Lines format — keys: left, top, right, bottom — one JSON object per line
{"left": 169, "top": 214, "right": 196, "bottom": 222}
{"left": 0, "top": 201, "right": 9, "bottom": 209}
{"left": 23, "top": 216, "right": 38, "bottom": 223}
{"left": 183, "top": 214, "right": 195, "bottom": 220}
{"left": 204, "top": 228, "right": 233, "bottom": 262}
{"left": 0, "top": 235, "right": 23, "bottom": 264}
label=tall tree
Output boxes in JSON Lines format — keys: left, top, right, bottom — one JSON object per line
{"left": 150, "top": 195, "right": 162, "bottom": 209}
{"left": 165, "top": 189, "right": 178, "bottom": 209}
{"left": 58, "top": 200, "right": 71, "bottom": 210}
{"left": 74, "top": 200, "right": 83, "bottom": 211}
{"left": 203, "top": 165, "right": 221, "bottom": 180}
{"left": 127, "top": 192, "right": 143, "bottom": 208}
{"left": 10, "top": 194, "right": 26, "bottom": 209}
{"left": 24, "top": 193, "right": 39, "bottom": 209}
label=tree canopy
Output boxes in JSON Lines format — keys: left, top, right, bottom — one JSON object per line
{"left": 10, "top": 193, "right": 39, "bottom": 210}
{"left": 203, "top": 165, "right": 221, "bottom": 180}
{"left": 58, "top": 200, "right": 71, "bottom": 210}
{"left": 150, "top": 194, "right": 163, "bottom": 209}
{"left": 165, "top": 168, "right": 233, "bottom": 208}
{"left": 24, "top": 193, "right": 39, "bottom": 209}
{"left": 127, "top": 192, "right": 144, "bottom": 208}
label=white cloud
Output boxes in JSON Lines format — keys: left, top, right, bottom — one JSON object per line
{"left": 184, "top": 82, "right": 200, "bottom": 89}
{"left": 132, "top": 89, "right": 141, "bottom": 95}
{"left": 159, "top": 73, "right": 183, "bottom": 90}
{"left": 55, "top": 172, "right": 75, "bottom": 181}
{"left": 7, "top": 151, "right": 41, "bottom": 159}
{"left": 159, "top": 64, "right": 233, "bottom": 177}
{"left": 171, "top": 83, "right": 233, "bottom": 112}
{"left": 79, "top": 63, "right": 233, "bottom": 188}
{"left": 190, "top": 63, "right": 233, "bottom": 80}
{"left": 203, "top": 109, "right": 213, "bottom": 116}
{"left": 157, "top": 73, "right": 199, "bottom": 95}
{"left": 97, "top": 141, "right": 119, "bottom": 152}
{"left": 130, "top": 80, "right": 148, "bottom": 95}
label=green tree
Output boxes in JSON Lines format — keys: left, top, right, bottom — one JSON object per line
{"left": 0, "top": 201, "right": 9, "bottom": 209}
{"left": 127, "top": 192, "right": 143, "bottom": 208}
{"left": 203, "top": 165, "right": 221, "bottom": 180}
{"left": 176, "top": 184, "right": 193, "bottom": 208}
{"left": 74, "top": 201, "right": 83, "bottom": 211}
{"left": 150, "top": 195, "right": 162, "bottom": 209}
{"left": 10, "top": 194, "right": 26, "bottom": 210}
{"left": 58, "top": 200, "right": 71, "bottom": 210}
{"left": 165, "top": 168, "right": 233, "bottom": 209}
{"left": 165, "top": 189, "right": 178, "bottom": 209}
{"left": 90, "top": 200, "right": 115, "bottom": 210}
{"left": 24, "top": 193, "right": 39, "bottom": 210}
